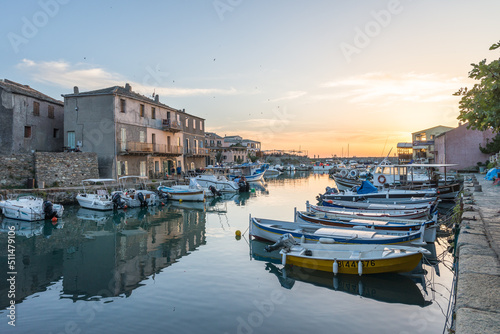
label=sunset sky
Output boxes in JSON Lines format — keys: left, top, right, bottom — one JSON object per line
{"left": 2, "top": 0, "right": 499, "bottom": 157}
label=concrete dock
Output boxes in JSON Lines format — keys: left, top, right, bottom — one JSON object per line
{"left": 455, "top": 174, "right": 500, "bottom": 334}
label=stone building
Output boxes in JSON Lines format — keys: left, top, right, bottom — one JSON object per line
{"left": 204, "top": 133, "right": 261, "bottom": 165}
{"left": 62, "top": 83, "right": 206, "bottom": 179}
{"left": 0, "top": 79, "right": 64, "bottom": 155}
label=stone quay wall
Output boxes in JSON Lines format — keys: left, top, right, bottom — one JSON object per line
{"left": 0, "top": 154, "right": 35, "bottom": 188}
{"left": 34, "top": 152, "right": 99, "bottom": 188}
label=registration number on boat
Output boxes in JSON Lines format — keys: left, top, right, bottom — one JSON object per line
{"left": 337, "top": 260, "right": 376, "bottom": 268}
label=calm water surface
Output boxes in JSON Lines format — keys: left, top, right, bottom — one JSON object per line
{"left": 0, "top": 172, "right": 454, "bottom": 334}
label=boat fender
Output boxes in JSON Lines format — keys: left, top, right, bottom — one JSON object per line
{"left": 358, "top": 261, "right": 363, "bottom": 276}
{"left": 282, "top": 253, "right": 287, "bottom": 266}
{"left": 333, "top": 260, "right": 338, "bottom": 275}
{"left": 300, "top": 235, "right": 305, "bottom": 244}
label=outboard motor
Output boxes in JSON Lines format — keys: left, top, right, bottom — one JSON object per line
{"left": 137, "top": 191, "right": 147, "bottom": 207}
{"left": 209, "top": 185, "right": 222, "bottom": 197}
{"left": 112, "top": 193, "right": 126, "bottom": 210}
{"left": 265, "top": 233, "right": 299, "bottom": 252}
{"left": 43, "top": 200, "right": 57, "bottom": 220}
{"left": 238, "top": 180, "right": 250, "bottom": 193}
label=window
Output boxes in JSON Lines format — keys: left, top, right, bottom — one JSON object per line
{"left": 120, "top": 128, "right": 127, "bottom": 151}
{"left": 151, "top": 107, "right": 156, "bottom": 119}
{"left": 119, "top": 161, "right": 128, "bottom": 176}
{"left": 140, "top": 161, "right": 146, "bottom": 177}
{"left": 48, "top": 105, "right": 55, "bottom": 119}
{"left": 193, "top": 119, "right": 196, "bottom": 129}
{"left": 120, "top": 99, "right": 126, "bottom": 113}
{"left": 185, "top": 118, "right": 189, "bottom": 128}
{"left": 140, "top": 104, "right": 145, "bottom": 117}
{"left": 24, "top": 126, "right": 32, "bottom": 138}
{"left": 139, "top": 131, "right": 145, "bottom": 143}
{"left": 33, "top": 102, "right": 40, "bottom": 116}
{"left": 155, "top": 161, "right": 159, "bottom": 172}
{"left": 200, "top": 121, "right": 203, "bottom": 131}
{"left": 67, "top": 131, "right": 75, "bottom": 148}
{"left": 53, "top": 128, "right": 59, "bottom": 138}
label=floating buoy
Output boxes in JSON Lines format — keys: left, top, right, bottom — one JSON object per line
{"left": 250, "top": 188, "right": 255, "bottom": 192}
{"left": 179, "top": 199, "right": 183, "bottom": 203}
{"left": 51, "top": 217, "right": 58, "bottom": 222}
{"left": 235, "top": 230, "right": 241, "bottom": 237}
{"left": 161, "top": 202, "right": 165, "bottom": 206}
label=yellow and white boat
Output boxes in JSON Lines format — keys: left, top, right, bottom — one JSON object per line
{"left": 279, "top": 235, "right": 429, "bottom": 276}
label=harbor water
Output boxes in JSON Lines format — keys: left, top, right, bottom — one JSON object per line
{"left": 0, "top": 172, "right": 454, "bottom": 334}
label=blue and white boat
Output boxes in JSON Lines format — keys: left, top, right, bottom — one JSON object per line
{"left": 228, "top": 163, "right": 265, "bottom": 182}
{"left": 157, "top": 179, "right": 205, "bottom": 202}
{"left": 249, "top": 216, "right": 426, "bottom": 246}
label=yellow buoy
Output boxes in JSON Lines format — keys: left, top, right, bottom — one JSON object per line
{"left": 179, "top": 199, "right": 183, "bottom": 203}
{"left": 235, "top": 230, "right": 241, "bottom": 237}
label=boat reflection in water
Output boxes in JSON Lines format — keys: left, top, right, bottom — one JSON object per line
{"left": 61, "top": 205, "right": 206, "bottom": 301}
{"left": 0, "top": 204, "right": 206, "bottom": 309}
{"left": 250, "top": 239, "right": 432, "bottom": 307}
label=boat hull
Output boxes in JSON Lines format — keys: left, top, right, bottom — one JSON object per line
{"left": 249, "top": 217, "right": 423, "bottom": 246}
{"left": 283, "top": 249, "right": 423, "bottom": 275}
{"left": 76, "top": 194, "right": 114, "bottom": 211}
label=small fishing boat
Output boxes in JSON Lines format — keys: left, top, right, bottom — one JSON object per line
{"left": 157, "top": 179, "right": 205, "bottom": 202}
{"left": 321, "top": 198, "right": 437, "bottom": 211}
{"left": 76, "top": 178, "right": 117, "bottom": 211}
{"left": 306, "top": 203, "right": 431, "bottom": 220}
{"left": 191, "top": 174, "right": 239, "bottom": 193}
{"left": 318, "top": 180, "right": 437, "bottom": 202}
{"left": 296, "top": 210, "right": 437, "bottom": 242}
{"left": 276, "top": 234, "right": 430, "bottom": 275}
{"left": 249, "top": 216, "right": 426, "bottom": 246}
{"left": 113, "top": 176, "right": 159, "bottom": 207}
{"left": 0, "top": 194, "right": 63, "bottom": 221}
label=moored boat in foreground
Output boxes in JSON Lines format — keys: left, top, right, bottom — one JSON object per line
{"left": 249, "top": 216, "right": 426, "bottom": 246}
{"left": 276, "top": 234, "right": 430, "bottom": 275}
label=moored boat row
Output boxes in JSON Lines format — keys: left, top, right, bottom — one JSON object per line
{"left": 248, "top": 168, "right": 456, "bottom": 276}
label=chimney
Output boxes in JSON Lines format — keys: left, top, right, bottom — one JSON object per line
{"left": 125, "top": 83, "right": 131, "bottom": 91}
{"left": 73, "top": 86, "right": 79, "bottom": 94}
{"left": 155, "top": 94, "right": 159, "bottom": 102}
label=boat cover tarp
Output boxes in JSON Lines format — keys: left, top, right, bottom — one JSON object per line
{"left": 356, "top": 180, "right": 378, "bottom": 194}
{"left": 484, "top": 168, "right": 500, "bottom": 181}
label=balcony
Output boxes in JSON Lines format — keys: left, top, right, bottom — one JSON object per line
{"left": 184, "top": 147, "right": 209, "bottom": 157}
{"left": 162, "top": 119, "right": 182, "bottom": 133}
{"left": 119, "top": 141, "right": 183, "bottom": 156}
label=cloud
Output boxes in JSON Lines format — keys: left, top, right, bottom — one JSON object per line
{"left": 268, "top": 90, "right": 307, "bottom": 102}
{"left": 16, "top": 59, "right": 237, "bottom": 97}
{"left": 317, "top": 72, "right": 469, "bottom": 104}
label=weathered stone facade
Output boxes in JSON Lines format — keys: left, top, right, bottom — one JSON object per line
{"left": 0, "top": 154, "right": 35, "bottom": 188}
{"left": 34, "top": 152, "right": 99, "bottom": 188}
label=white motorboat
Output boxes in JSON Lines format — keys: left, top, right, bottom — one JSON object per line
{"left": 112, "top": 176, "right": 159, "bottom": 207}
{"left": 191, "top": 174, "right": 239, "bottom": 193}
{"left": 76, "top": 178, "right": 117, "bottom": 211}
{"left": 0, "top": 194, "right": 63, "bottom": 221}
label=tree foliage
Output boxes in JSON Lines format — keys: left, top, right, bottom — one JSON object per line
{"left": 454, "top": 41, "right": 500, "bottom": 132}
{"left": 479, "top": 132, "right": 500, "bottom": 154}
